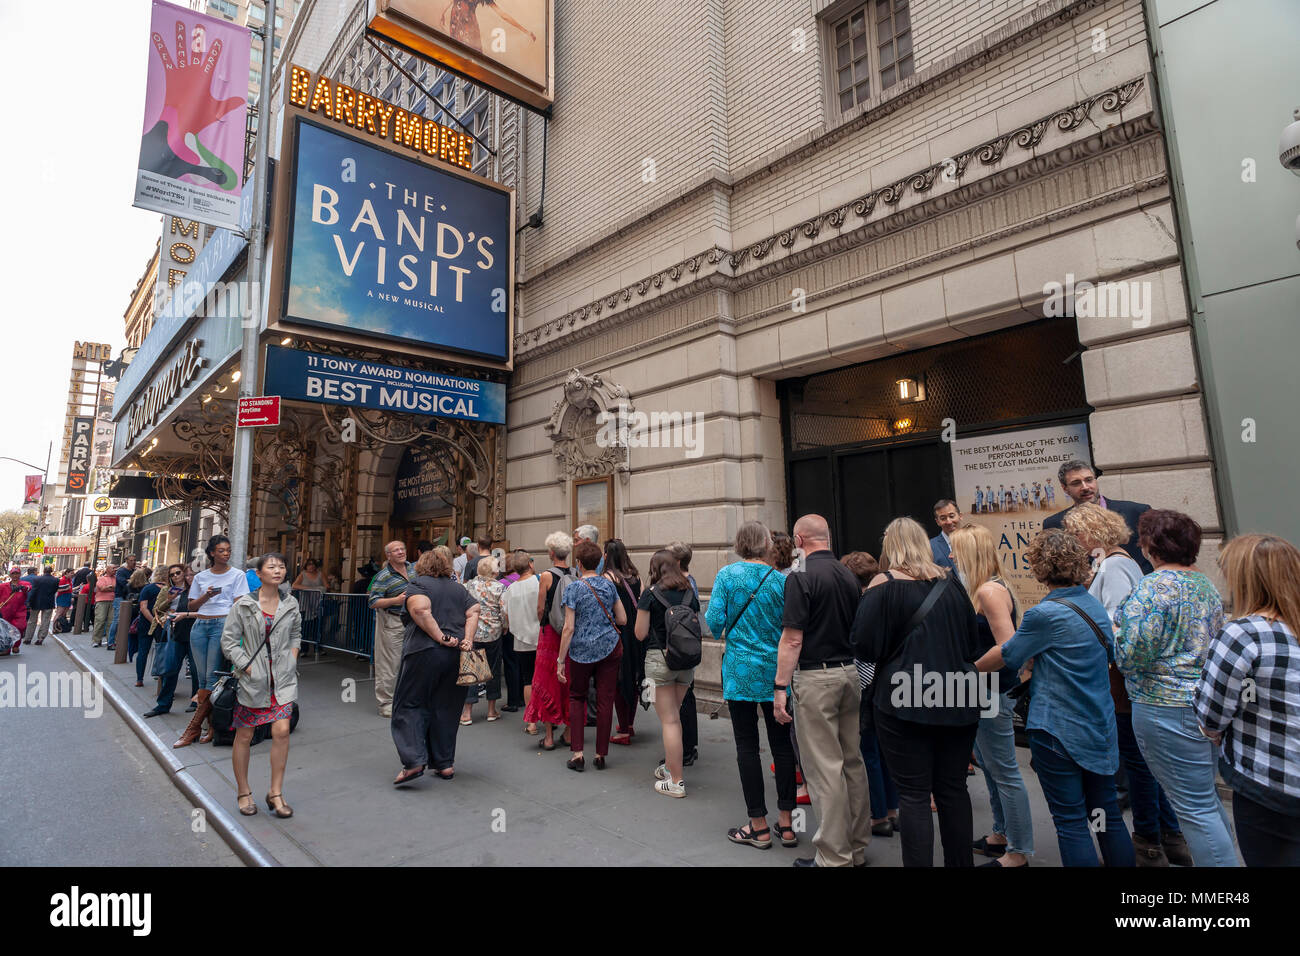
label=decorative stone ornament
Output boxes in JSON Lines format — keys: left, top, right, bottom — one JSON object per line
{"left": 546, "top": 368, "right": 634, "bottom": 483}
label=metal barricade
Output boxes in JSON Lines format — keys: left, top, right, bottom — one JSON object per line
{"left": 292, "top": 590, "right": 375, "bottom": 661}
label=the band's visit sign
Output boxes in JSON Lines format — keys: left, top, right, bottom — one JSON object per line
{"left": 262, "top": 345, "right": 505, "bottom": 424}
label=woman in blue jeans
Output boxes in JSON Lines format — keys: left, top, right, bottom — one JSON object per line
{"left": 1114, "top": 510, "right": 1237, "bottom": 866}
{"left": 951, "top": 526, "right": 1033, "bottom": 867}
{"left": 174, "top": 535, "right": 251, "bottom": 749}
{"left": 977, "top": 529, "right": 1135, "bottom": 867}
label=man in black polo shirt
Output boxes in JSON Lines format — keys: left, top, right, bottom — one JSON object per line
{"left": 774, "top": 514, "right": 872, "bottom": 867}
{"left": 25, "top": 566, "right": 60, "bottom": 645}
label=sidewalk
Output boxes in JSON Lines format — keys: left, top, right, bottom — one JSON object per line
{"left": 58, "top": 626, "right": 1071, "bottom": 867}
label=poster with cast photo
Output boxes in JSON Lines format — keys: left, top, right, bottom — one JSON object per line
{"left": 949, "top": 422, "right": 1089, "bottom": 610}
{"left": 134, "top": 1, "right": 251, "bottom": 229}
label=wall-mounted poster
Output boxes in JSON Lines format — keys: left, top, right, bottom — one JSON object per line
{"left": 573, "top": 477, "right": 613, "bottom": 546}
{"left": 949, "top": 422, "right": 1089, "bottom": 611}
{"left": 367, "top": 0, "right": 553, "bottom": 111}
{"left": 133, "top": 1, "right": 250, "bottom": 229}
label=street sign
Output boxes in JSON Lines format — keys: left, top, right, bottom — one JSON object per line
{"left": 99, "top": 516, "right": 120, "bottom": 527}
{"left": 28, "top": 537, "right": 44, "bottom": 555}
{"left": 237, "top": 395, "right": 281, "bottom": 428}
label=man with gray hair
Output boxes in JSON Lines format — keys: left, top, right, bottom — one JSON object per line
{"left": 1043, "top": 459, "right": 1152, "bottom": 573}
{"left": 368, "top": 541, "right": 415, "bottom": 718}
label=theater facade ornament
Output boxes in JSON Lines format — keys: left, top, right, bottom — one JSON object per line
{"left": 546, "top": 369, "right": 634, "bottom": 483}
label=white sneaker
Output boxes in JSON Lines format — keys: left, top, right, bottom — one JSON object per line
{"left": 654, "top": 778, "right": 686, "bottom": 798}
{"left": 654, "top": 763, "right": 672, "bottom": 781}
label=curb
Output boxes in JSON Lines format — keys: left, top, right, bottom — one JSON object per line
{"left": 51, "top": 632, "right": 280, "bottom": 868}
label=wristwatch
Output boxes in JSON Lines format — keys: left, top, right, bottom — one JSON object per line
{"left": 773, "top": 682, "right": 787, "bottom": 692}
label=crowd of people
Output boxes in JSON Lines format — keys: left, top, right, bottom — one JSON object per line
{"left": 21, "top": 455, "right": 1298, "bottom": 867}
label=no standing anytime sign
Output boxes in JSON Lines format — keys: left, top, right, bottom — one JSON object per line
{"left": 237, "top": 396, "right": 281, "bottom": 428}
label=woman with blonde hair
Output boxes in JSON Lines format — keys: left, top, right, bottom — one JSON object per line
{"left": 1065, "top": 502, "right": 1187, "bottom": 866}
{"left": 852, "top": 517, "right": 988, "bottom": 866}
{"left": 1195, "top": 534, "right": 1300, "bottom": 865}
{"left": 462, "top": 555, "right": 506, "bottom": 724}
{"left": 949, "top": 525, "right": 1032, "bottom": 867}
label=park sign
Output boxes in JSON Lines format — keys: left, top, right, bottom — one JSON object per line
{"left": 268, "top": 81, "right": 514, "bottom": 367}
{"left": 65, "top": 417, "right": 94, "bottom": 494}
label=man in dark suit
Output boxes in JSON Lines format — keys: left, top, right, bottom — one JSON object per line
{"left": 929, "top": 499, "right": 962, "bottom": 571}
{"left": 1042, "top": 459, "right": 1152, "bottom": 573}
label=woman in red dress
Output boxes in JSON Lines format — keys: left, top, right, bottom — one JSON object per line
{"left": 525, "top": 532, "right": 572, "bottom": 750}
{"left": 221, "top": 553, "right": 301, "bottom": 818}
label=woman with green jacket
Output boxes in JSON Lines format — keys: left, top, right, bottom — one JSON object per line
{"left": 220, "top": 552, "right": 302, "bottom": 819}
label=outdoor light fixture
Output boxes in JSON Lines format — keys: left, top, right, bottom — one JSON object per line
{"left": 280, "top": 336, "right": 292, "bottom": 345}
{"left": 892, "top": 417, "right": 915, "bottom": 433}
{"left": 895, "top": 376, "right": 926, "bottom": 404}
{"left": 231, "top": 370, "right": 242, "bottom": 382}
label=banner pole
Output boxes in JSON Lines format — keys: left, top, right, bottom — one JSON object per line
{"left": 228, "top": 0, "right": 276, "bottom": 569}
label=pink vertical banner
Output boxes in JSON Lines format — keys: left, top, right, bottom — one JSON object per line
{"left": 133, "top": 0, "right": 251, "bottom": 230}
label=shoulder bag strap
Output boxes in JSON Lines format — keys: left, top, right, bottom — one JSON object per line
{"left": 1045, "top": 597, "right": 1112, "bottom": 654}
{"left": 884, "top": 574, "right": 951, "bottom": 668}
{"left": 236, "top": 605, "right": 274, "bottom": 669}
{"left": 721, "top": 566, "right": 776, "bottom": 641}
{"left": 579, "top": 577, "right": 619, "bottom": 631}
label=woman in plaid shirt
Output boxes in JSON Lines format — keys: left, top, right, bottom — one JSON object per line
{"left": 1195, "top": 534, "right": 1300, "bottom": 867}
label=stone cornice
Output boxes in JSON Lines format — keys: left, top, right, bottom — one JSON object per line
{"left": 516, "top": 77, "right": 1150, "bottom": 359}
{"left": 519, "top": 0, "right": 1110, "bottom": 286}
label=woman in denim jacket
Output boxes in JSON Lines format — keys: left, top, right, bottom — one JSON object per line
{"left": 976, "top": 529, "right": 1135, "bottom": 867}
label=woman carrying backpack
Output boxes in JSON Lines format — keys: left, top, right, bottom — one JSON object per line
{"left": 635, "top": 549, "right": 701, "bottom": 798}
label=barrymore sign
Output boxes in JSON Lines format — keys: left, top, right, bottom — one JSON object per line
{"left": 263, "top": 345, "right": 505, "bottom": 424}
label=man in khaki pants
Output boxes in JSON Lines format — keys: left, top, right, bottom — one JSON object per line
{"left": 369, "top": 542, "right": 415, "bottom": 718}
{"left": 774, "top": 514, "right": 871, "bottom": 867}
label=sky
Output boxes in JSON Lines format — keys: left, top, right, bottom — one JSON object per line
{"left": 0, "top": 2, "right": 164, "bottom": 512}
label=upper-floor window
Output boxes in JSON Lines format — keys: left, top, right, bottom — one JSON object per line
{"left": 208, "top": 0, "right": 238, "bottom": 20}
{"left": 827, "top": 0, "right": 915, "bottom": 113}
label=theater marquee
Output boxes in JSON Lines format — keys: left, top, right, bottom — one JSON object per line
{"left": 269, "top": 68, "right": 515, "bottom": 369}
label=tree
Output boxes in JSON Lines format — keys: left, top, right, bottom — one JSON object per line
{"left": 0, "top": 510, "right": 39, "bottom": 569}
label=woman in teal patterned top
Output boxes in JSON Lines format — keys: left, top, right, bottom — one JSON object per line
{"left": 706, "top": 521, "right": 797, "bottom": 850}
{"left": 1113, "top": 510, "right": 1237, "bottom": 866}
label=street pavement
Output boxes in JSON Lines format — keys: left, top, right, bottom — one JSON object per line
{"left": 14, "top": 625, "right": 1236, "bottom": 867}
{"left": 0, "top": 640, "right": 240, "bottom": 868}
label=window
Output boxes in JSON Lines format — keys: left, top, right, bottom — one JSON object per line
{"left": 874, "top": 0, "right": 913, "bottom": 90}
{"left": 827, "top": 0, "right": 914, "bottom": 112}
{"left": 248, "top": 2, "right": 264, "bottom": 23}
{"left": 208, "top": 0, "right": 238, "bottom": 19}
